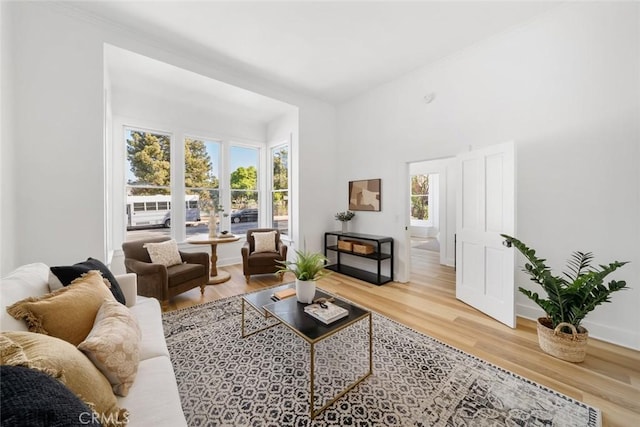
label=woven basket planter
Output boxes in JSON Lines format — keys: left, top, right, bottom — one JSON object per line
{"left": 537, "top": 317, "right": 589, "bottom": 363}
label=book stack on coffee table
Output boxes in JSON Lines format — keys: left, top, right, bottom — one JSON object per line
{"left": 304, "top": 302, "right": 349, "bottom": 324}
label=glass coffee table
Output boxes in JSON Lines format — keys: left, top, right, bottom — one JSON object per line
{"left": 241, "top": 283, "right": 373, "bottom": 419}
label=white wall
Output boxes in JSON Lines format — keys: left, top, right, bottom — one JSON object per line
{"left": 337, "top": 3, "right": 640, "bottom": 349}
{"left": 11, "top": 3, "right": 106, "bottom": 267}
{"left": 0, "top": 1, "right": 16, "bottom": 276}
{"left": 4, "top": 2, "right": 336, "bottom": 271}
{"left": 267, "top": 109, "right": 299, "bottom": 252}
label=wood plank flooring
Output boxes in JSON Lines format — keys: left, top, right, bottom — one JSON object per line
{"left": 165, "top": 247, "right": 640, "bottom": 427}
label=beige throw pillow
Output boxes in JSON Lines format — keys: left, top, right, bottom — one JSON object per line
{"left": 143, "top": 239, "right": 182, "bottom": 266}
{"left": 6, "top": 270, "right": 116, "bottom": 346}
{"left": 253, "top": 231, "right": 277, "bottom": 253}
{"left": 0, "top": 331, "right": 128, "bottom": 427}
{"left": 78, "top": 299, "right": 142, "bottom": 397}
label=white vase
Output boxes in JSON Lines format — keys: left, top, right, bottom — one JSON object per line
{"left": 295, "top": 279, "right": 316, "bottom": 304}
{"left": 208, "top": 210, "right": 217, "bottom": 237}
{"left": 341, "top": 221, "right": 348, "bottom": 233}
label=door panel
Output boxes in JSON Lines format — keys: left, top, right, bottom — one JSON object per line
{"left": 456, "top": 142, "right": 515, "bottom": 328}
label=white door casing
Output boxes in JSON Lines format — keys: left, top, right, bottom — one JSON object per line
{"left": 456, "top": 141, "right": 516, "bottom": 328}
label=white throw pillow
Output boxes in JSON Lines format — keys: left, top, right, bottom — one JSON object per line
{"left": 253, "top": 231, "right": 277, "bottom": 253}
{"left": 78, "top": 298, "right": 142, "bottom": 397}
{"left": 143, "top": 239, "right": 182, "bottom": 267}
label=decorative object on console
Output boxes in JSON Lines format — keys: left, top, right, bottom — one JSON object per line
{"left": 335, "top": 210, "right": 355, "bottom": 232}
{"left": 502, "top": 234, "right": 628, "bottom": 363}
{"left": 352, "top": 242, "right": 374, "bottom": 255}
{"left": 349, "top": 178, "right": 381, "bottom": 211}
{"left": 277, "top": 249, "right": 330, "bottom": 303}
{"left": 337, "top": 240, "right": 354, "bottom": 251}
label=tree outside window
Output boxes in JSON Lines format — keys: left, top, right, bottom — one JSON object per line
{"left": 411, "top": 174, "right": 429, "bottom": 221}
{"left": 125, "top": 130, "right": 172, "bottom": 240}
{"left": 271, "top": 145, "right": 288, "bottom": 236}
{"left": 230, "top": 146, "right": 259, "bottom": 234}
{"left": 185, "top": 138, "right": 219, "bottom": 236}
{"left": 124, "top": 129, "right": 266, "bottom": 239}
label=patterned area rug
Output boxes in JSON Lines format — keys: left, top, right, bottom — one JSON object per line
{"left": 163, "top": 291, "right": 600, "bottom": 426}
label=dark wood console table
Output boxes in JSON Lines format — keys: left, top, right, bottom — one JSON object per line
{"left": 324, "top": 231, "right": 393, "bottom": 285}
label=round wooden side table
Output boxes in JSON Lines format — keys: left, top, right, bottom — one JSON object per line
{"left": 187, "top": 234, "right": 241, "bottom": 284}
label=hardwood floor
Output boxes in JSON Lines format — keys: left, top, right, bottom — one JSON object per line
{"left": 165, "top": 247, "right": 640, "bottom": 427}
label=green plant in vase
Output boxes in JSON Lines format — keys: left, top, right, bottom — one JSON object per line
{"left": 502, "top": 234, "right": 628, "bottom": 362}
{"left": 335, "top": 211, "right": 355, "bottom": 233}
{"left": 277, "top": 249, "right": 330, "bottom": 303}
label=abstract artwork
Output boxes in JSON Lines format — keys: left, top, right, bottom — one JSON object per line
{"left": 349, "top": 179, "right": 381, "bottom": 211}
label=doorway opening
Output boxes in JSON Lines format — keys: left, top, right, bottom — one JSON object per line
{"left": 406, "top": 158, "right": 455, "bottom": 283}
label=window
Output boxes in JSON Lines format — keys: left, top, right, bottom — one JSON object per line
{"left": 410, "top": 174, "right": 429, "bottom": 221}
{"left": 125, "top": 128, "right": 172, "bottom": 240}
{"left": 230, "top": 146, "right": 259, "bottom": 235}
{"left": 271, "top": 145, "right": 289, "bottom": 236}
{"left": 122, "top": 126, "right": 267, "bottom": 241}
{"left": 185, "top": 138, "right": 220, "bottom": 237}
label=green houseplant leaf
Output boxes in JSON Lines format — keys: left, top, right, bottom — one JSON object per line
{"left": 276, "top": 249, "right": 330, "bottom": 281}
{"left": 501, "top": 234, "right": 628, "bottom": 330}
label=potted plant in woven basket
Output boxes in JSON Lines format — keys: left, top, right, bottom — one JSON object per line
{"left": 277, "top": 249, "right": 330, "bottom": 304}
{"left": 502, "top": 234, "right": 628, "bottom": 362}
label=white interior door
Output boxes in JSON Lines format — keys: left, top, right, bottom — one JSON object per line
{"left": 456, "top": 141, "right": 516, "bottom": 328}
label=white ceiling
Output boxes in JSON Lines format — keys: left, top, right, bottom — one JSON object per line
{"left": 106, "top": 45, "right": 297, "bottom": 124}
{"left": 75, "top": 1, "right": 561, "bottom": 111}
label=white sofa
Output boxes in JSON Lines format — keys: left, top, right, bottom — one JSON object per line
{"left": 0, "top": 263, "right": 187, "bottom": 427}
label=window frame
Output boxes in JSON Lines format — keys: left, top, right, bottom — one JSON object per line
{"left": 269, "top": 142, "right": 290, "bottom": 237}
{"left": 119, "top": 123, "right": 269, "bottom": 244}
{"left": 410, "top": 173, "right": 432, "bottom": 227}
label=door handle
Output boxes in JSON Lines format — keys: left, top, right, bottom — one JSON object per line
{"left": 502, "top": 240, "right": 512, "bottom": 248}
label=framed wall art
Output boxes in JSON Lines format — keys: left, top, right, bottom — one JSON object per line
{"left": 348, "top": 179, "right": 381, "bottom": 211}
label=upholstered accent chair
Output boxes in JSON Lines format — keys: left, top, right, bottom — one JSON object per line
{"left": 241, "top": 228, "right": 288, "bottom": 283}
{"left": 122, "top": 236, "right": 209, "bottom": 309}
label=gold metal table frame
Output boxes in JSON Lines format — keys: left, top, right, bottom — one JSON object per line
{"left": 241, "top": 286, "right": 373, "bottom": 419}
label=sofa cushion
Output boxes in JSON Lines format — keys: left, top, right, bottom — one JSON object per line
{"left": 49, "top": 258, "right": 126, "bottom": 305}
{"left": 0, "top": 331, "right": 127, "bottom": 427}
{"left": 78, "top": 299, "right": 142, "bottom": 397}
{"left": 143, "top": 239, "right": 182, "bottom": 267}
{"left": 1, "top": 263, "right": 50, "bottom": 332}
{"left": 0, "top": 365, "right": 101, "bottom": 427}
{"left": 248, "top": 251, "right": 283, "bottom": 267}
{"left": 167, "top": 263, "right": 206, "bottom": 288}
{"left": 6, "top": 270, "right": 116, "bottom": 346}
{"left": 118, "top": 356, "right": 186, "bottom": 427}
{"left": 129, "top": 296, "right": 169, "bottom": 360}
{"left": 253, "top": 230, "right": 277, "bottom": 253}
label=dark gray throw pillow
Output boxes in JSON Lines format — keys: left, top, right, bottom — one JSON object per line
{"left": 50, "top": 258, "right": 126, "bottom": 305}
{"left": 0, "top": 365, "right": 102, "bottom": 427}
